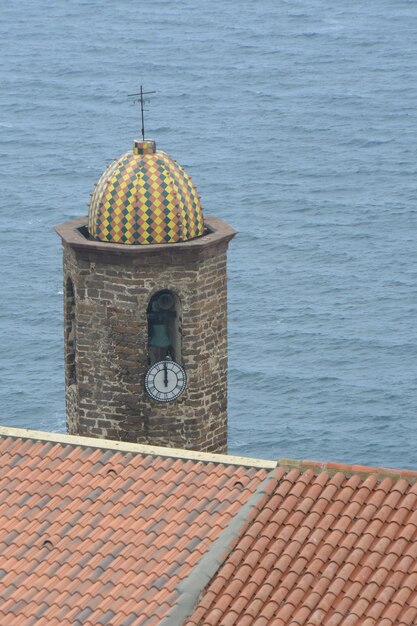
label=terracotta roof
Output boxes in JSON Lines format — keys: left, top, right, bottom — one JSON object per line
{"left": 186, "top": 459, "right": 417, "bottom": 626}
{"left": 0, "top": 428, "right": 269, "bottom": 626}
{"left": 2, "top": 428, "right": 417, "bottom": 626}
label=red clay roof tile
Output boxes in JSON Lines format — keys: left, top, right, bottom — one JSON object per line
{"left": 186, "top": 458, "right": 417, "bottom": 626}
{"left": 4, "top": 430, "right": 417, "bottom": 625}
{"left": 0, "top": 433, "right": 270, "bottom": 625}
{"left": 399, "top": 605, "right": 417, "bottom": 623}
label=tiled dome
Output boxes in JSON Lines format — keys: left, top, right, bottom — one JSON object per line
{"left": 88, "top": 140, "right": 204, "bottom": 245}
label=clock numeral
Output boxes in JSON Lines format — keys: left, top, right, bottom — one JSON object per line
{"left": 145, "top": 360, "right": 187, "bottom": 402}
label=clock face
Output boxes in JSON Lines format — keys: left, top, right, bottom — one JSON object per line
{"left": 145, "top": 360, "right": 187, "bottom": 403}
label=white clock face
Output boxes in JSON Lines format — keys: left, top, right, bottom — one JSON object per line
{"left": 145, "top": 360, "right": 187, "bottom": 403}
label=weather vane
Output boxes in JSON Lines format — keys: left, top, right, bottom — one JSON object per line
{"left": 128, "top": 86, "right": 156, "bottom": 141}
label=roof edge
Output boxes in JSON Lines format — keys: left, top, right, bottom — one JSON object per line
{"left": 0, "top": 426, "right": 277, "bottom": 469}
{"left": 279, "top": 457, "right": 417, "bottom": 484}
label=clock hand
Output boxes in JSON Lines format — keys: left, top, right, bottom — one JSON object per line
{"left": 164, "top": 361, "right": 168, "bottom": 387}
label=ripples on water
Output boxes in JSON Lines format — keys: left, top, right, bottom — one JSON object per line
{"left": 0, "top": 0, "right": 416, "bottom": 467}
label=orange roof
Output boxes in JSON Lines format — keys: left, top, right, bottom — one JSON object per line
{"left": 2, "top": 428, "right": 417, "bottom": 626}
{"left": 0, "top": 429, "right": 269, "bottom": 626}
{"left": 186, "top": 459, "right": 417, "bottom": 626}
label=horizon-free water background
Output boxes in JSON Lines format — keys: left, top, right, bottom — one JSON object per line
{"left": 0, "top": 0, "right": 416, "bottom": 467}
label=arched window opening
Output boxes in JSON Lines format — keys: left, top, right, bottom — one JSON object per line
{"left": 65, "top": 277, "right": 76, "bottom": 385}
{"left": 147, "top": 290, "right": 182, "bottom": 365}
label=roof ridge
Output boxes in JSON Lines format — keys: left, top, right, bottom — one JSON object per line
{"left": 159, "top": 466, "right": 282, "bottom": 626}
{"left": 279, "top": 458, "right": 417, "bottom": 484}
{"left": 0, "top": 426, "right": 276, "bottom": 470}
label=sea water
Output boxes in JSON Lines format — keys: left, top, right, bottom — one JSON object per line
{"left": 0, "top": 0, "right": 416, "bottom": 467}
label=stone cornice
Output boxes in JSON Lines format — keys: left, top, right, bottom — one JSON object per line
{"left": 55, "top": 216, "right": 236, "bottom": 265}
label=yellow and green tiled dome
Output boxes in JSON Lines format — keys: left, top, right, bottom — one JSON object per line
{"left": 88, "top": 140, "right": 205, "bottom": 245}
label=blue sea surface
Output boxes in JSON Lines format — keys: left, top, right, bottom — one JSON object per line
{"left": 0, "top": 0, "right": 416, "bottom": 467}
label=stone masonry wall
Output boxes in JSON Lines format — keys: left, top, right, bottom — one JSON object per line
{"left": 62, "top": 237, "right": 230, "bottom": 453}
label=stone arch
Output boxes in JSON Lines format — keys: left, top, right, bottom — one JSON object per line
{"left": 147, "top": 289, "right": 182, "bottom": 365}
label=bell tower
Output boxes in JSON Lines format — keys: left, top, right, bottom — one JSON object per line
{"left": 56, "top": 137, "right": 235, "bottom": 453}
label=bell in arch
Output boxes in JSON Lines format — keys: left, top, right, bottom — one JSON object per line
{"left": 149, "top": 323, "right": 171, "bottom": 348}
{"left": 147, "top": 289, "right": 181, "bottom": 365}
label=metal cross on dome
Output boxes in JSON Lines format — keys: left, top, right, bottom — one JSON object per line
{"left": 128, "top": 86, "right": 156, "bottom": 141}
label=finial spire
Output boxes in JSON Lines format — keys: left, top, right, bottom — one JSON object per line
{"left": 128, "top": 86, "right": 156, "bottom": 141}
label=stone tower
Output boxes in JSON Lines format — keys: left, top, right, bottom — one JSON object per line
{"left": 56, "top": 138, "right": 235, "bottom": 453}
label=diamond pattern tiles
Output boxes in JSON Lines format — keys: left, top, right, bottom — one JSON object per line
{"left": 88, "top": 145, "right": 204, "bottom": 245}
{"left": 133, "top": 140, "right": 156, "bottom": 155}
{"left": 0, "top": 434, "right": 267, "bottom": 626}
{"left": 186, "top": 460, "right": 417, "bottom": 626}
